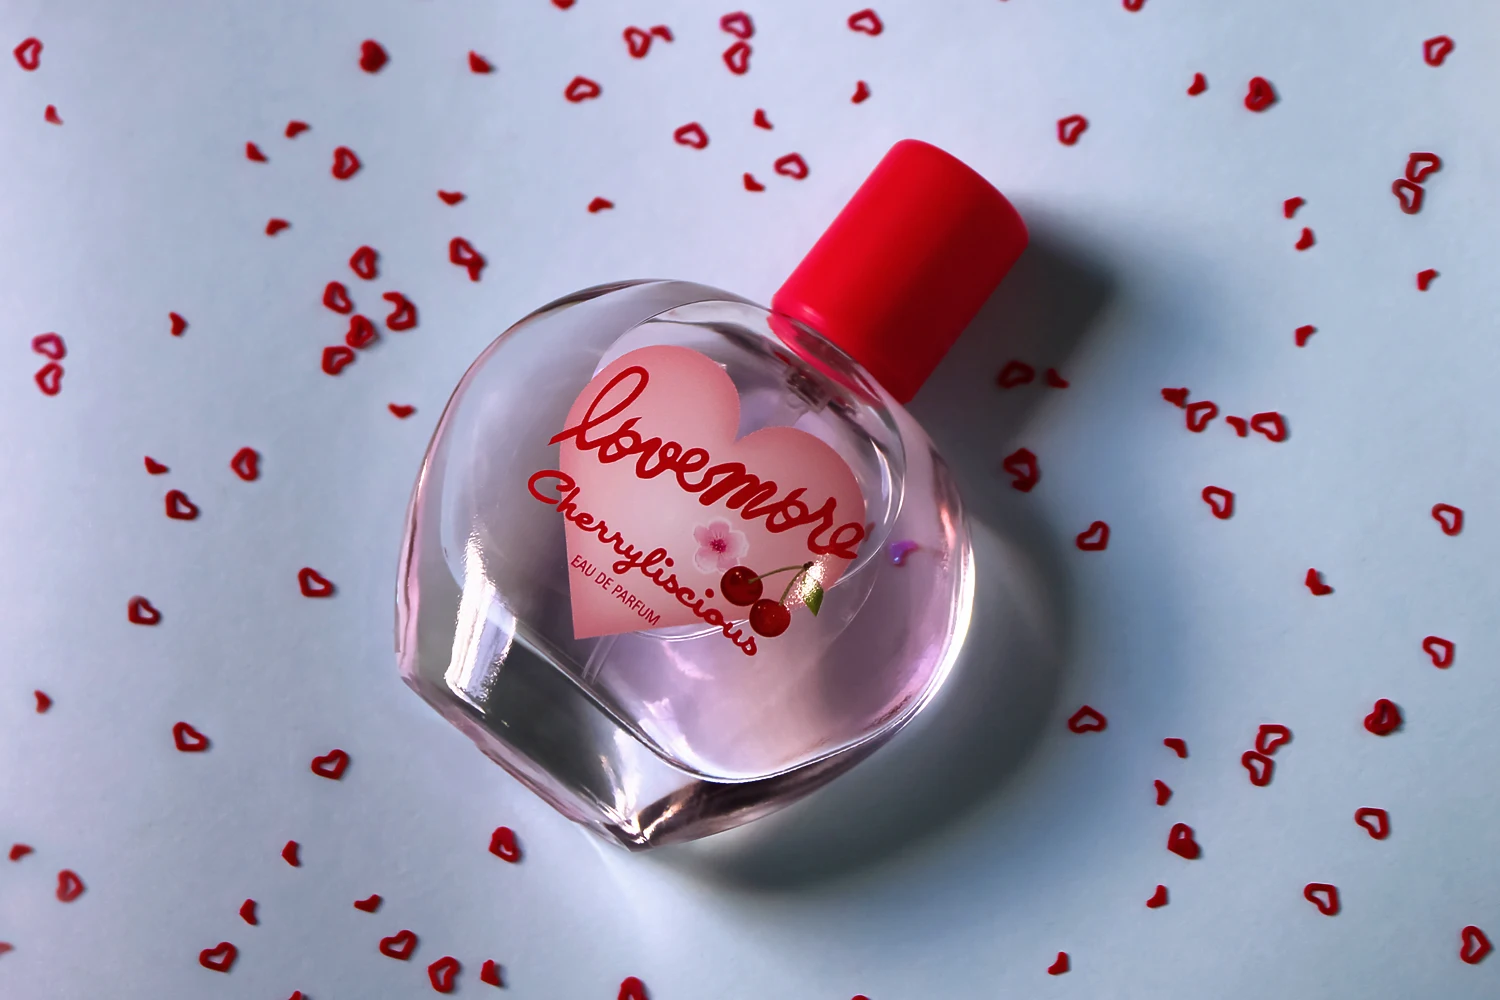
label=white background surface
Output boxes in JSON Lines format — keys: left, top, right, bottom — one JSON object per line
{"left": 3, "top": 1, "right": 1498, "bottom": 997}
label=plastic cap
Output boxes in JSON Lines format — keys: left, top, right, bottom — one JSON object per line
{"left": 772, "top": 140, "right": 1029, "bottom": 403}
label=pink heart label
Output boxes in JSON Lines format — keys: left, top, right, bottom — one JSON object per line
{"left": 529, "top": 345, "right": 866, "bottom": 653}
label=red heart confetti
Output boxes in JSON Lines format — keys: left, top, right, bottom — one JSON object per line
{"left": 1303, "top": 882, "right": 1339, "bottom": 916}
{"left": 1044, "top": 368, "right": 1069, "bottom": 388}
{"left": 9, "top": 844, "right": 33, "bottom": 861}
{"left": 428, "top": 956, "right": 461, "bottom": 993}
{"left": 281, "top": 840, "right": 300, "bottom": 866}
{"left": 265, "top": 218, "right": 290, "bottom": 236}
{"left": 128, "top": 596, "right": 162, "bottom": 625}
{"left": 489, "top": 825, "right": 522, "bottom": 862}
{"left": 144, "top": 457, "right": 169, "bottom": 474}
{"left": 1391, "top": 179, "right": 1423, "bottom": 215}
{"left": 1187, "top": 72, "right": 1206, "bottom": 95}
{"left": 723, "top": 41, "right": 751, "bottom": 75}
{"left": 775, "top": 153, "right": 809, "bottom": 179}
{"left": 56, "top": 869, "right": 85, "bottom": 902}
{"left": 380, "top": 929, "right": 418, "bottom": 961}
{"left": 1417, "top": 268, "right": 1438, "bottom": 291}
{"left": 298, "top": 567, "right": 335, "bottom": 598}
{"left": 1067, "top": 705, "right": 1107, "bottom": 733}
{"left": 1047, "top": 952, "right": 1069, "bottom": 975}
{"left": 720, "top": 12, "right": 754, "bottom": 39}
{"left": 564, "top": 76, "right": 602, "bottom": 102}
{"left": 383, "top": 292, "right": 417, "bottom": 331}
{"left": 1240, "top": 749, "right": 1274, "bottom": 786}
{"left": 1250, "top": 411, "right": 1287, "bottom": 441}
{"left": 1075, "top": 520, "right": 1110, "bottom": 552}
{"left": 31, "top": 333, "right": 66, "bottom": 360}
{"left": 44, "top": 104, "right": 62, "bottom": 125}
{"left": 1406, "top": 152, "right": 1442, "bottom": 183}
{"left": 239, "top": 899, "right": 257, "bottom": 925}
{"left": 437, "top": 190, "right": 465, "bottom": 205}
{"left": 469, "top": 51, "right": 494, "bottom": 73}
{"left": 13, "top": 37, "right": 42, "bottom": 71}
{"left": 449, "top": 237, "right": 486, "bottom": 281}
{"left": 852, "top": 80, "right": 871, "bottom": 103}
{"left": 1431, "top": 503, "right": 1463, "bottom": 536}
{"left": 1160, "top": 387, "right": 1188, "bottom": 408}
{"left": 996, "top": 360, "right": 1035, "bottom": 388}
{"left": 323, "top": 281, "right": 353, "bottom": 314}
{"left": 331, "top": 146, "right": 361, "bottom": 180}
{"left": 388, "top": 404, "right": 415, "bottom": 419}
{"left": 1364, "top": 698, "right": 1402, "bottom": 736}
{"left": 285, "top": 120, "right": 309, "bottom": 138}
{"left": 1223, "top": 416, "right": 1247, "bottom": 436}
{"left": 322, "top": 345, "right": 355, "bottom": 375}
{"left": 310, "top": 748, "right": 349, "bottom": 780}
{"left": 169, "top": 311, "right": 188, "bottom": 336}
{"left": 623, "top": 28, "right": 652, "bottom": 59}
{"left": 673, "top": 122, "right": 708, "bottom": 149}
{"left": 618, "top": 976, "right": 648, "bottom": 1000}
{"left": 35, "top": 690, "right": 51, "bottom": 713}
{"left": 350, "top": 245, "right": 378, "bottom": 280}
{"left": 1056, "top": 114, "right": 1088, "bottom": 146}
{"left": 34, "top": 362, "right": 63, "bottom": 396}
{"left": 1294, "top": 227, "right": 1315, "bottom": 251}
{"left": 1422, "top": 635, "right": 1454, "bottom": 668}
{"left": 1244, "top": 76, "right": 1276, "bottom": 112}
{"left": 345, "top": 314, "right": 377, "bottom": 350}
{"left": 1163, "top": 737, "right": 1188, "bottom": 758}
{"left": 587, "top": 197, "right": 615, "bottom": 213}
{"left": 848, "top": 9, "right": 884, "bottom": 34}
{"left": 1354, "top": 807, "right": 1389, "bottom": 841}
{"left": 359, "top": 40, "right": 387, "bottom": 73}
{"left": 1283, "top": 196, "right": 1305, "bottom": 218}
{"left": 165, "top": 489, "right": 200, "bottom": 521}
{"left": 1305, "top": 568, "right": 1332, "bottom": 596}
{"left": 1185, "top": 400, "right": 1218, "bottom": 432}
{"left": 1167, "top": 822, "right": 1200, "bottom": 859}
{"left": 172, "top": 721, "right": 210, "bottom": 752}
{"left": 650, "top": 26, "right": 674, "bottom": 42}
{"left": 1002, "top": 447, "right": 1039, "bottom": 492}
{"left": 1255, "top": 724, "right": 1291, "bottom": 755}
{"left": 1146, "top": 884, "right": 1168, "bottom": 908}
{"left": 553, "top": 0, "right": 574, "bottom": 8}
{"left": 245, "top": 142, "right": 267, "bottom": 163}
{"left": 1154, "top": 779, "right": 1171, "bottom": 806}
{"left": 1423, "top": 35, "right": 1454, "bottom": 67}
{"left": 480, "top": 959, "right": 504, "bottom": 986}
{"left": 753, "top": 108, "right": 773, "bottom": 129}
{"left": 1123, "top": 0, "right": 1145, "bottom": 9}
{"left": 1460, "top": 926, "right": 1492, "bottom": 965}
{"left": 742, "top": 173, "right": 765, "bottom": 192}
{"left": 230, "top": 447, "right": 259, "bottom": 482}
{"left": 354, "top": 893, "right": 382, "bottom": 912}
{"left": 198, "top": 941, "right": 237, "bottom": 972}
{"left": 1202, "top": 486, "right": 1234, "bottom": 519}
{"left": 1295, "top": 324, "right": 1316, "bottom": 346}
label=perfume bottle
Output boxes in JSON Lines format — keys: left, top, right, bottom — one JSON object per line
{"left": 397, "top": 140, "right": 1028, "bottom": 848}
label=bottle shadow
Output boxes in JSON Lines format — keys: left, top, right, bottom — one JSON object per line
{"left": 660, "top": 214, "right": 1119, "bottom": 890}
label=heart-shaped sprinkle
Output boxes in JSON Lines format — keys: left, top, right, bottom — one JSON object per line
{"left": 1075, "top": 521, "right": 1110, "bottom": 551}
{"left": 1283, "top": 197, "right": 1304, "bottom": 218}
{"left": 345, "top": 314, "right": 377, "bottom": 350}
{"left": 1146, "top": 884, "right": 1168, "bottom": 907}
{"left": 1295, "top": 324, "right": 1316, "bottom": 346}
{"left": 1067, "top": 705, "right": 1107, "bottom": 733}
{"left": 848, "top": 8, "right": 884, "bottom": 34}
{"left": 1124, "top": 0, "right": 1146, "bottom": 9}
{"left": 1187, "top": 72, "right": 1206, "bottom": 95}
{"left": 359, "top": 40, "right": 387, "bottom": 73}
{"left": 742, "top": 173, "right": 765, "bottom": 192}
{"left": 719, "top": 12, "right": 754, "bottom": 39}
{"left": 323, "top": 281, "right": 353, "bottom": 314}
{"left": 230, "top": 447, "right": 260, "bottom": 482}
{"left": 722, "top": 41, "right": 751, "bottom": 75}
{"left": 1224, "top": 416, "right": 1248, "bottom": 436}
{"left": 1431, "top": 503, "right": 1463, "bottom": 536}
{"left": 165, "top": 490, "right": 200, "bottom": 521}
{"left": 322, "top": 346, "right": 355, "bottom": 375}
{"left": 437, "top": 190, "right": 465, "bottom": 205}
{"left": 239, "top": 899, "right": 257, "bottom": 925}
{"left": 649, "top": 26, "right": 673, "bottom": 42}
{"left": 285, "top": 120, "right": 310, "bottom": 138}
{"left": 144, "top": 456, "right": 169, "bottom": 474}
{"left": 673, "top": 122, "right": 708, "bottom": 149}
{"left": 618, "top": 976, "right": 648, "bottom": 1000}
{"left": 198, "top": 941, "right": 237, "bottom": 972}
{"left": 128, "top": 596, "right": 162, "bottom": 625}
{"left": 350, "top": 245, "right": 378, "bottom": 280}
{"left": 1392, "top": 178, "right": 1423, "bottom": 214}
{"left": 173, "top": 721, "right": 210, "bottom": 752}
{"left": 623, "top": 28, "right": 651, "bottom": 58}
{"left": 169, "top": 311, "right": 188, "bottom": 336}
{"left": 1160, "top": 387, "right": 1189, "bottom": 407}
{"left": 428, "top": 956, "right": 461, "bottom": 993}
{"left": 13, "top": 37, "right": 42, "bottom": 71}
{"left": 1304, "top": 568, "right": 1332, "bottom": 596}
{"left": 1417, "top": 268, "right": 1438, "bottom": 291}
{"left": 331, "top": 146, "right": 361, "bottom": 180}
{"left": 1044, "top": 368, "right": 1069, "bottom": 388}
{"left": 1406, "top": 152, "right": 1442, "bottom": 183}
{"left": 1167, "top": 822, "right": 1200, "bottom": 859}
{"left": 1255, "top": 724, "right": 1291, "bottom": 755}
{"left": 1422, "top": 635, "right": 1455, "bottom": 668}
{"left": 1056, "top": 114, "right": 1088, "bottom": 146}
{"left": 1046, "top": 951, "right": 1069, "bottom": 975}
{"left": 1202, "top": 486, "right": 1234, "bottom": 519}
{"left": 310, "top": 748, "right": 349, "bottom": 780}
{"left": 31, "top": 333, "right": 66, "bottom": 360}
{"left": 298, "top": 568, "right": 335, "bottom": 598}
{"left": 354, "top": 893, "right": 382, "bottom": 912}
{"left": 1303, "top": 882, "right": 1339, "bottom": 915}
{"left": 1240, "top": 749, "right": 1274, "bottom": 786}
{"left": 489, "top": 826, "right": 521, "bottom": 863}
{"left": 34, "top": 690, "right": 52, "bottom": 713}
{"left": 1244, "top": 76, "right": 1276, "bottom": 111}
{"left": 1460, "top": 926, "right": 1491, "bottom": 964}
{"left": 480, "top": 959, "right": 504, "bottom": 986}
{"left": 449, "top": 237, "right": 486, "bottom": 281}
{"left": 753, "top": 108, "right": 772, "bottom": 129}
{"left": 1163, "top": 737, "right": 1188, "bottom": 758}
{"left": 852, "top": 80, "right": 871, "bottom": 103}
{"left": 245, "top": 142, "right": 267, "bottom": 163}
{"left": 383, "top": 292, "right": 417, "bottom": 331}
{"left": 1364, "top": 698, "right": 1401, "bottom": 736}
{"left": 1250, "top": 411, "right": 1287, "bottom": 441}
{"left": 564, "top": 76, "right": 602, "bottom": 102}
{"left": 1354, "top": 807, "right": 1389, "bottom": 840}
{"left": 379, "top": 929, "right": 418, "bottom": 961}
{"left": 265, "top": 218, "right": 290, "bottom": 236}
{"left": 1154, "top": 779, "right": 1171, "bottom": 805}
{"left": 34, "top": 363, "right": 63, "bottom": 396}
{"left": 1002, "top": 447, "right": 1039, "bottom": 492}
{"left": 1423, "top": 35, "right": 1454, "bottom": 67}
{"left": 469, "top": 51, "right": 494, "bottom": 73}
{"left": 1185, "top": 400, "right": 1218, "bottom": 432}
{"left": 9, "top": 844, "right": 33, "bottom": 861}
{"left": 996, "top": 360, "right": 1035, "bottom": 388}
{"left": 587, "top": 197, "right": 615, "bottom": 212}
{"left": 1295, "top": 227, "right": 1315, "bottom": 250}
{"left": 388, "top": 404, "right": 415, "bottom": 419}
{"left": 44, "top": 104, "right": 62, "bottom": 125}
{"left": 774, "top": 153, "right": 809, "bottom": 179}
{"left": 56, "top": 869, "right": 85, "bottom": 901}
{"left": 281, "top": 840, "right": 300, "bottom": 866}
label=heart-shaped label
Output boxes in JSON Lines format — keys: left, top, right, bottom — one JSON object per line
{"left": 533, "top": 345, "right": 865, "bottom": 653}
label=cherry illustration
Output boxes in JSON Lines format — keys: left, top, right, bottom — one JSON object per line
{"left": 749, "top": 599, "right": 791, "bottom": 637}
{"left": 720, "top": 566, "right": 763, "bottom": 606}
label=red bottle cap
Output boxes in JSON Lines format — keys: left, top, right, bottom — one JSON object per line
{"left": 772, "top": 139, "right": 1028, "bottom": 403}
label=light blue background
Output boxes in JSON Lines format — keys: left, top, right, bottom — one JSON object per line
{"left": 3, "top": 1, "right": 1498, "bottom": 997}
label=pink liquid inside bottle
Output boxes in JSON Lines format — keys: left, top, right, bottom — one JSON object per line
{"left": 397, "top": 140, "right": 1028, "bottom": 847}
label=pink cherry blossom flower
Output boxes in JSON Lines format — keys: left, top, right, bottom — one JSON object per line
{"left": 693, "top": 518, "right": 749, "bottom": 573}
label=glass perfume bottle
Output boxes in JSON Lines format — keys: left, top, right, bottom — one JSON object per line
{"left": 397, "top": 140, "right": 1028, "bottom": 848}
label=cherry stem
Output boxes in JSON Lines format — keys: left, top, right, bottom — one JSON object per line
{"left": 749, "top": 562, "right": 813, "bottom": 585}
{"left": 778, "top": 563, "right": 816, "bottom": 605}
